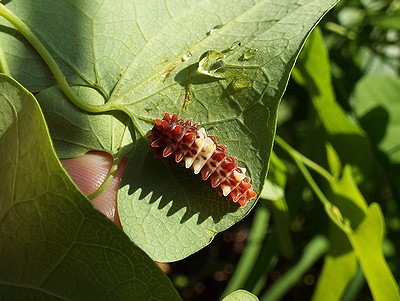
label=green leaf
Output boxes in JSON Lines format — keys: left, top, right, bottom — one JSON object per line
{"left": 222, "top": 290, "right": 259, "bottom": 301}
{"left": 36, "top": 86, "right": 134, "bottom": 159}
{"left": 292, "top": 27, "right": 373, "bottom": 182}
{"left": 312, "top": 146, "right": 356, "bottom": 301}
{"left": 349, "top": 204, "right": 400, "bottom": 301}
{"left": 312, "top": 223, "right": 357, "bottom": 301}
{"left": 114, "top": 0, "right": 339, "bottom": 262}
{"left": 260, "top": 152, "right": 287, "bottom": 202}
{"left": 325, "top": 142, "right": 342, "bottom": 178}
{"left": 0, "top": 0, "right": 339, "bottom": 261}
{"left": 370, "top": 13, "right": 400, "bottom": 31}
{"left": 352, "top": 75, "right": 400, "bottom": 196}
{"left": 329, "top": 167, "right": 369, "bottom": 229}
{"left": 288, "top": 140, "right": 399, "bottom": 300}
{"left": 262, "top": 152, "right": 294, "bottom": 259}
{"left": 0, "top": 74, "right": 180, "bottom": 300}
{"left": 352, "top": 75, "right": 400, "bottom": 166}
{"left": 328, "top": 167, "right": 400, "bottom": 301}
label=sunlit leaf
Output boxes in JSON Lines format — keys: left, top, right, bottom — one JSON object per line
{"left": 370, "top": 13, "right": 400, "bottom": 31}
{"left": 292, "top": 27, "right": 373, "bottom": 182}
{"left": 222, "top": 289, "right": 259, "bottom": 301}
{"left": 312, "top": 223, "right": 357, "bottom": 301}
{"left": 114, "top": 0, "right": 338, "bottom": 261}
{"left": 0, "top": 0, "right": 338, "bottom": 261}
{"left": 329, "top": 167, "right": 399, "bottom": 301}
{"left": 349, "top": 204, "right": 400, "bottom": 301}
{"left": 352, "top": 75, "right": 400, "bottom": 166}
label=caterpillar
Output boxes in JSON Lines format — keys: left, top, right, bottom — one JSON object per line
{"left": 147, "top": 112, "right": 257, "bottom": 207}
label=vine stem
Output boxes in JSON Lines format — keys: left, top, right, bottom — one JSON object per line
{"left": 86, "top": 160, "right": 119, "bottom": 200}
{"left": 0, "top": 3, "right": 110, "bottom": 113}
{"left": 0, "top": 46, "right": 11, "bottom": 75}
{"left": 274, "top": 135, "right": 334, "bottom": 208}
{"left": 274, "top": 135, "right": 335, "bottom": 183}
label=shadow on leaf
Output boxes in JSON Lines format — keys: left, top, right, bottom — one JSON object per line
{"left": 120, "top": 136, "right": 241, "bottom": 225}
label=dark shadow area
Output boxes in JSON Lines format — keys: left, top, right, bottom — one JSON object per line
{"left": 359, "top": 106, "right": 389, "bottom": 146}
{"left": 0, "top": 25, "right": 20, "bottom": 37}
{"left": 358, "top": 106, "right": 400, "bottom": 199}
{"left": 327, "top": 188, "right": 367, "bottom": 229}
{"left": 300, "top": 123, "right": 376, "bottom": 190}
{"left": 120, "top": 136, "right": 243, "bottom": 225}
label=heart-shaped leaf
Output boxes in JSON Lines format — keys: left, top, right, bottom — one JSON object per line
{"left": 0, "top": 0, "right": 339, "bottom": 261}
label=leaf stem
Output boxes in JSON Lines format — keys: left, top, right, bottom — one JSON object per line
{"left": 293, "top": 152, "right": 331, "bottom": 207}
{"left": 0, "top": 4, "right": 108, "bottom": 113}
{"left": 86, "top": 162, "right": 119, "bottom": 200}
{"left": 275, "top": 135, "right": 350, "bottom": 230}
{"left": 274, "top": 135, "right": 335, "bottom": 183}
{"left": 275, "top": 135, "right": 332, "bottom": 207}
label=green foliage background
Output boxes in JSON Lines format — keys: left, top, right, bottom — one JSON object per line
{"left": 0, "top": 0, "right": 399, "bottom": 300}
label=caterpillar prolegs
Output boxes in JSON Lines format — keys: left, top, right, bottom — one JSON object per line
{"left": 147, "top": 112, "right": 257, "bottom": 207}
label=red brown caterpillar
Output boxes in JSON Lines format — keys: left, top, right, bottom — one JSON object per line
{"left": 147, "top": 112, "right": 257, "bottom": 207}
